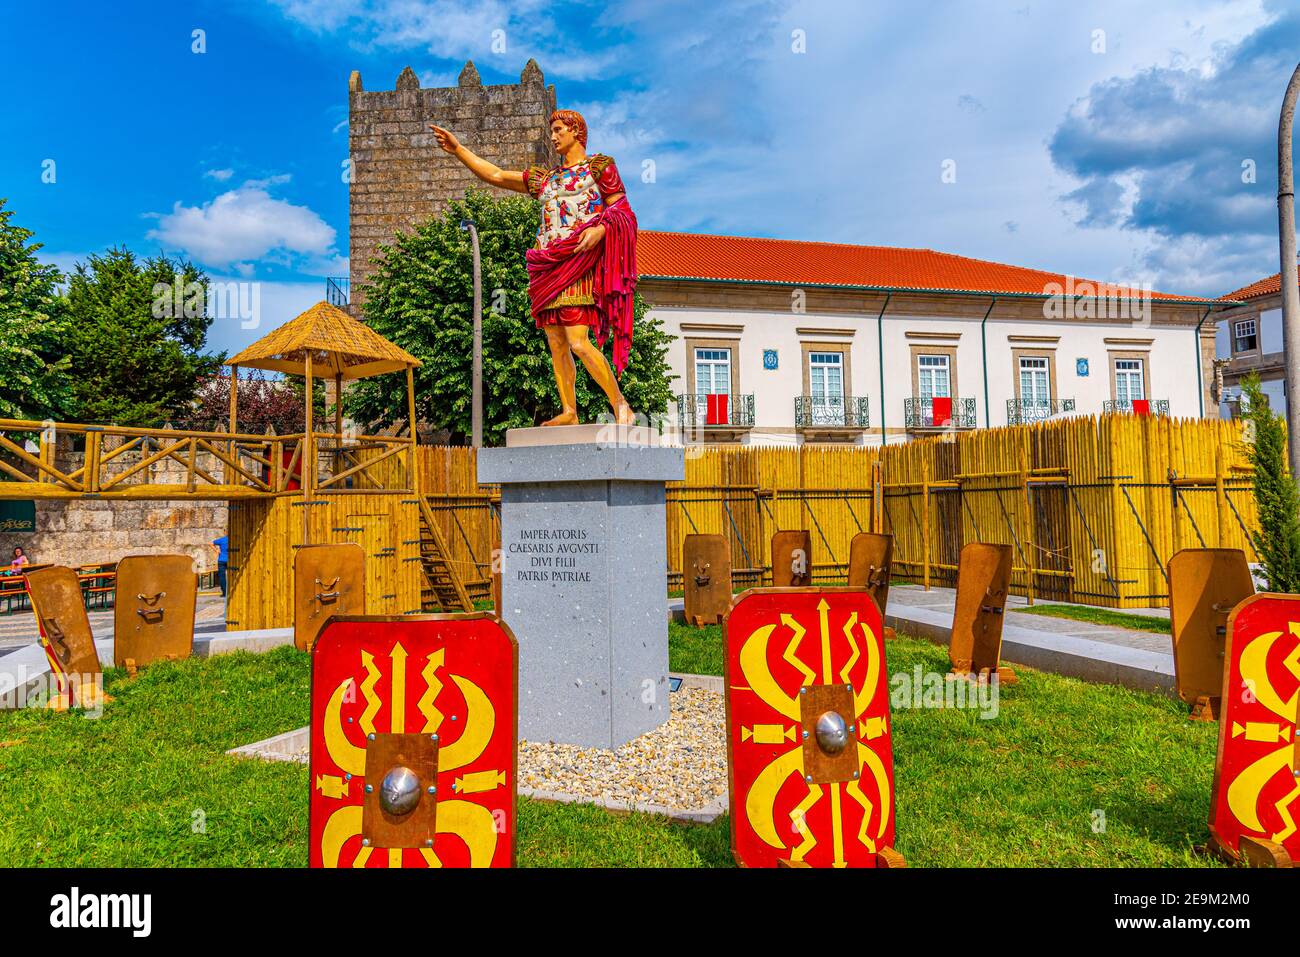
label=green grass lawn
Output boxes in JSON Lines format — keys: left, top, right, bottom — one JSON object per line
{"left": 1015, "top": 603, "right": 1172, "bottom": 634}
{"left": 0, "top": 624, "right": 1221, "bottom": 867}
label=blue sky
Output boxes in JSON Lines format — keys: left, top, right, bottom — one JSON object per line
{"left": 3, "top": 0, "right": 1296, "bottom": 356}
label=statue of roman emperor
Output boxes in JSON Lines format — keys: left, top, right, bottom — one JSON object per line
{"left": 430, "top": 110, "right": 638, "bottom": 427}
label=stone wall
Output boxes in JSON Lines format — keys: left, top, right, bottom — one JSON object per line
{"left": 0, "top": 442, "right": 226, "bottom": 572}
{"left": 347, "top": 59, "right": 556, "bottom": 308}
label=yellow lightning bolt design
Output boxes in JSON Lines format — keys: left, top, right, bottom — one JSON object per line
{"left": 388, "top": 848, "right": 402, "bottom": 867}
{"left": 817, "top": 598, "right": 832, "bottom": 684}
{"left": 390, "top": 643, "right": 407, "bottom": 734}
{"left": 418, "top": 648, "right": 445, "bottom": 732}
{"left": 352, "top": 846, "right": 372, "bottom": 868}
{"left": 780, "top": 614, "right": 816, "bottom": 686}
{"left": 840, "top": 611, "right": 860, "bottom": 685}
{"left": 845, "top": 776, "right": 878, "bottom": 853}
{"left": 790, "top": 784, "right": 823, "bottom": 862}
{"left": 419, "top": 847, "right": 442, "bottom": 868}
{"left": 739, "top": 624, "right": 798, "bottom": 720}
{"left": 1271, "top": 777, "right": 1300, "bottom": 843}
{"left": 359, "top": 650, "right": 382, "bottom": 736}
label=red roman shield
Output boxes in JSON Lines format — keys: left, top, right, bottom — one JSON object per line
{"left": 1207, "top": 594, "right": 1300, "bottom": 865}
{"left": 308, "top": 614, "right": 518, "bottom": 868}
{"left": 725, "top": 588, "right": 899, "bottom": 867}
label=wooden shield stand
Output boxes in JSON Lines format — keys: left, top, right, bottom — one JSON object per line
{"left": 771, "top": 530, "right": 812, "bottom": 587}
{"left": 26, "top": 565, "right": 106, "bottom": 709}
{"left": 295, "top": 543, "right": 366, "bottom": 652}
{"left": 848, "top": 532, "right": 894, "bottom": 638}
{"left": 949, "top": 542, "right": 1016, "bottom": 682}
{"left": 113, "top": 554, "right": 197, "bottom": 671}
{"left": 683, "top": 534, "right": 732, "bottom": 626}
{"left": 1168, "top": 548, "right": 1254, "bottom": 722}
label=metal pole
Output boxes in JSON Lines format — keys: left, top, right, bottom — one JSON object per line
{"left": 1277, "top": 62, "right": 1300, "bottom": 479}
{"left": 461, "top": 219, "right": 483, "bottom": 448}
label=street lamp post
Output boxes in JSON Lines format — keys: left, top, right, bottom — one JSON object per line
{"left": 1277, "top": 62, "right": 1300, "bottom": 480}
{"left": 460, "top": 218, "right": 483, "bottom": 448}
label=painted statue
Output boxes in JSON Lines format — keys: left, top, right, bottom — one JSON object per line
{"left": 430, "top": 110, "right": 637, "bottom": 426}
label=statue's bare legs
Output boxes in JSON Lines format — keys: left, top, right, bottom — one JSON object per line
{"left": 540, "top": 325, "right": 634, "bottom": 426}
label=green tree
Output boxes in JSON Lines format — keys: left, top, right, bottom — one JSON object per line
{"left": 1242, "top": 374, "right": 1300, "bottom": 592}
{"left": 345, "top": 189, "right": 676, "bottom": 445}
{"left": 63, "top": 248, "right": 224, "bottom": 426}
{"left": 0, "top": 198, "right": 71, "bottom": 420}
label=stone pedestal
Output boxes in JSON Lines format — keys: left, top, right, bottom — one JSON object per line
{"left": 478, "top": 427, "right": 683, "bottom": 749}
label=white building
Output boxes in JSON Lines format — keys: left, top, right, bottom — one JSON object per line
{"left": 637, "top": 232, "right": 1222, "bottom": 445}
{"left": 1215, "top": 272, "right": 1289, "bottom": 417}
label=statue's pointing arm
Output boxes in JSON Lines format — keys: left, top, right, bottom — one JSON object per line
{"left": 429, "top": 123, "right": 528, "bottom": 194}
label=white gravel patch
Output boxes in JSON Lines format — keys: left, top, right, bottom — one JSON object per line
{"left": 519, "top": 685, "right": 726, "bottom": 813}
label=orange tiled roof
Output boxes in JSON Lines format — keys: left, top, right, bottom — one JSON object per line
{"left": 637, "top": 230, "right": 1220, "bottom": 303}
{"left": 1221, "top": 272, "right": 1291, "bottom": 302}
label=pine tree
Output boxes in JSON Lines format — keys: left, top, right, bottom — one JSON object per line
{"left": 345, "top": 188, "right": 676, "bottom": 445}
{"left": 62, "top": 248, "right": 224, "bottom": 426}
{"left": 1242, "top": 374, "right": 1300, "bottom": 592}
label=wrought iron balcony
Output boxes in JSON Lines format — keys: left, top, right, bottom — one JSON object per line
{"left": 1102, "top": 399, "right": 1169, "bottom": 417}
{"left": 794, "top": 395, "right": 870, "bottom": 429}
{"left": 325, "top": 277, "right": 350, "bottom": 307}
{"left": 1006, "top": 398, "right": 1076, "bottom": 425}
{"left": 676, "top": 393, "right": 755, "bottom": 429}
{"left": 903, "top": 396, "right": 977, "bottom": 430}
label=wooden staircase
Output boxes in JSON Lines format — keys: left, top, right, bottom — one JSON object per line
{"left": 416, "top": 497, "right": 473, "bottom": 612}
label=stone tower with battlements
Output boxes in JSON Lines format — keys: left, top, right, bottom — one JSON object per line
{"left": 347, "top": 59, "right": 557, "bottom": 310}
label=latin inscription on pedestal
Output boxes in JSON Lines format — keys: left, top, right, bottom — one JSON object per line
{"left": 510, "top": 528, "right": 599, "bottom": 585}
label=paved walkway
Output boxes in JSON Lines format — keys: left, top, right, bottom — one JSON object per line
{"left": 889, "top": 584, "right": 1170, "bottom": 655}
{"left": 0, "top": 593, "right": 228, "bottom": 656}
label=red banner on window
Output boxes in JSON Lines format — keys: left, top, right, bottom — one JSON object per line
{"left": 931, "top": 396, "right": 952, "bottom": 426}
{"left": 1132, "top": 399, "right": 1150, "bottom": 416}
{"left": 706, "top": 393, "right": 730, "bottom": 425}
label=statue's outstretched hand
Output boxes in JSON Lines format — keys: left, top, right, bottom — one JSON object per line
{"left": 429, "top": 124, "right": 461, "bottom": 154}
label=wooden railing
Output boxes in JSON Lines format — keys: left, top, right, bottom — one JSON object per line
{"left": 0, "top": 419, "right": 415, "bottom": 500}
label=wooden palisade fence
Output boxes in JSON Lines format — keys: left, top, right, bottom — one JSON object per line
{"left": 415, "top": 415, "right": 1259, "bottom": 610}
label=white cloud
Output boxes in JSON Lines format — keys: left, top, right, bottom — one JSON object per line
{"left": 204, "top": 168, "right": 235, "bottom": 182}
{"left": 269, "top": 0, "right": 621, "bottom": 81}
{"left": 145, "top": 178, "right": 337, "bottom": 271}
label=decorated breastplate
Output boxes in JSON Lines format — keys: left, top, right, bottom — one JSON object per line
{"left": 537, "top": 162, "right": 604, "bottom": 247}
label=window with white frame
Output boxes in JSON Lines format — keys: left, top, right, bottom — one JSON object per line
{"left": 808, "top": 352, "right": 844, "bottom": 408}
{"left": 693, "top": 348, "right": 731, "bottom": 395}
{"left": 1114, "top": 358, "right": 1146, "bottom": 404}
{"left": 917, "top": 354, "right": 951, "bottom": 401}
{"left": 1018, "top": 356, "right": 1050, "bottom": 407}
{"left": 1234, "top": 318, "right": 1258, "bottom": 353}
